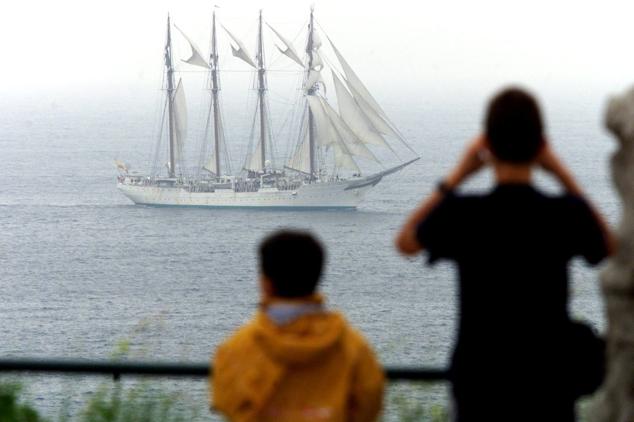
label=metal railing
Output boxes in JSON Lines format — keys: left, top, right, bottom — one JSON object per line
{"left": 0, "top": 358, "right": 448, "bottom": 382}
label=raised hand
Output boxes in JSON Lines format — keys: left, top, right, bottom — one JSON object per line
{"left": 535, "top": 142, "right": 583, "bottom": 195}
{"left": 445, "top": 135, "right": 490, "bottom": 189}
{"left": 396, "top": 136, "right": 489, "bottom": 255}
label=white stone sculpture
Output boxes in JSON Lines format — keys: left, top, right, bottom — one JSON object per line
{"left": 591, "top": 87, "right": 634, "bottom": 422}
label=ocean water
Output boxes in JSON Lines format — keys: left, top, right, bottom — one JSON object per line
{"left": 0, "top": 91, "right": 620, "bottom": 419}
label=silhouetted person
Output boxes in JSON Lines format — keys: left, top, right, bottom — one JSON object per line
{"left": 396, "top": 87, "right": 614, "bottom": 421}
{"left": 211, "top": 230, "right": 384, "bottom": 422}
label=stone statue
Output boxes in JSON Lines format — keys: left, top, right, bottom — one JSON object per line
{"left": 591, "top": 87, "right": 634, "bottom": 421}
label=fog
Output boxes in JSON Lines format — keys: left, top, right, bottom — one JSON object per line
{"left": 2, "top": 0, "right": 634, "bottom": 105}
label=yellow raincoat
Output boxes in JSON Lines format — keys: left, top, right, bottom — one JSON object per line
{"left": 211, "top": 296, "right": 384, "bottom": 422}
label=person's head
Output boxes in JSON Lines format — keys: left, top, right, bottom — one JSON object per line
{"left": 258, "top": 230, "right": 325, "bottom": 298}
{"left": 485, "top": 87, "right": 545, "bottom": 164}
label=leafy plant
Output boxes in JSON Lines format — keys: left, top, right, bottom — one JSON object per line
{"left": 0, "top": 382, "right": 47, "bottom": 422}
{"left": 77, "top": 382, "right": 198, "bottom": 422}
{"left": 386, "top": 383, "right": 449, "bottom": 422}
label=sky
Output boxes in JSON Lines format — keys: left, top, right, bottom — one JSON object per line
{"left": 2, "top": 0, "right": 634, "bottom": 104}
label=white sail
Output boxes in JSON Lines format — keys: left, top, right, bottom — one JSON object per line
{"left": 332, "top": 72, "right": 391, "bottom": 149}
{"left": 328, "top": 37, "right": 417, "bottom": 154}
{"left": 203, "top": 156, "right": 217, "bottom": 175}
{"left": 329, "top": 39, "right": 387, "bottom": 119}
{"left": 306, "top": 95, "right": 335, "bottom": 147}
{"left": 287, "top": 131, "right": 311, "bottom": 174}
{"left": 348, "top": 85, "right": 401, "bottom": 140}
{"left": 174, "top": 25, "right": 210, "bottom": 69}
{"left": 172, "top": 79, "right": 187, "bottom": 162}
{"left": 321, "top": 98, "right": 378, "bottom": 162}
{"left": 306, "top": 95, "right": 368, "bottom": 171}
{"left": 245, "top": 139, "right": 264, "bottom": 172}
{"left": 332, "top": 143, "right": 359, "bottom": 172}
{"left": 266, "top": 23, "right": 303, "bottom": 67}
{"left": 222, "top": 25, "right": 257, "bottom": 68}
{"left": 118, "top": 12, "right": 420, "bottom": 209}
{"left": 114, "top": 159, "right": 129, "bottom": 173}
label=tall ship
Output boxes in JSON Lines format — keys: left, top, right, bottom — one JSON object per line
{"left": 117, "top": 8, "right": 419, "bottom": 209}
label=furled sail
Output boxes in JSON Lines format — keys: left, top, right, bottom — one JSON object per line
{"left": 266, "top": 23, "right": 303, "bottom": 67}
{"left": 304, "top": 20, "right": 323, "bottom": 92}
{"left": 332, "top": 72, "right": 391, "bottom": 149}
{"left": 305, "top": 70, "right": 322, "bottom": 92}
{"left": 311, "top": 51, "right": 323, "bottom": 70}
{"left": 172, "top": 79, "right": 187, "bottom": 162}
{"left": 174, "top": 25, "right": 210, "bottom": 69}
{"left": 311, "top": 26, "right": 322, "bottom": 49}
{"left": 222, "top": 25, "right": 257, "bottom": 68}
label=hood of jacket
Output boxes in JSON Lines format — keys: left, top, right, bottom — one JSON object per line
{"left": 253, "top": 297, "right": 346, "bottom": 366}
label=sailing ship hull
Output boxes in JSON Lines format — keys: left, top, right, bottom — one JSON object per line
{"left": 115, "top": 15, "right": 420, "bottom": 209}
{"left": 117, "top": 180, "right": 371, "bottom": 209}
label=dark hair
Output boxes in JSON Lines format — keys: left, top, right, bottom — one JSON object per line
{"left": 485, "top": 87, "right": 544, "bottom": 163}
{"left": 259, "top": 230, "right": 325, "bottom": 298}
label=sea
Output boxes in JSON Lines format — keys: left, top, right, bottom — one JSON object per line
{"left": 0, "top": 89, "right": 621, "bottom": 420}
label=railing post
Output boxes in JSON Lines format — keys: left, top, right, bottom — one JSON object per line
{"left": 591, "top": 87, "right": 634, "bottom": 421}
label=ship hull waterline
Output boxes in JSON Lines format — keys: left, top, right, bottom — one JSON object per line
{"left": 117, "top": 180, "right": 373, "bottom": 209}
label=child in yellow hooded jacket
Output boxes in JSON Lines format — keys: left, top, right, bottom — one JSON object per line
{"left": 211, "top": 231, "right": 384, "bottom": 422}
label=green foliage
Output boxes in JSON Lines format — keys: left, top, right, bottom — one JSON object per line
{"left": 386, "top": 383, "right": 449, "bottom": 422}
{"left": 72, "top": 315, "right": 199, "bottom": 422}
{"left": 390, "top": 394, "right": 448, "bottom": 422}
{"left": 0, "top": 376, "right": 598, "bottom": 421}
{"left": 0, "top": 317, "right": 203, "bottom": 421}
{"left": 0, "top": 381, "right": 200, "bottom": 422}
{"left": 77, "top": 382, "right": 198, "bottom": 422}
{"left": 0, "top": 382, "right": 47, "bottom": 422}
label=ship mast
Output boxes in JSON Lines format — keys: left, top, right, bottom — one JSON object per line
{"left": 256, "top": 10, "right": 267, "bottom": 173}
{"left": 306, "top": 7, "right": 316, "bottom": 180}
{"left": 210, "top": 10, "right": 221, "bottom": 177}
{"left": 165, "top": 15, "right": 177, "bottom": 178}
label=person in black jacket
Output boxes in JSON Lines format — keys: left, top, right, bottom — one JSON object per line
{"left": 396, "top": 87, "right": 615, "bottom": 422}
